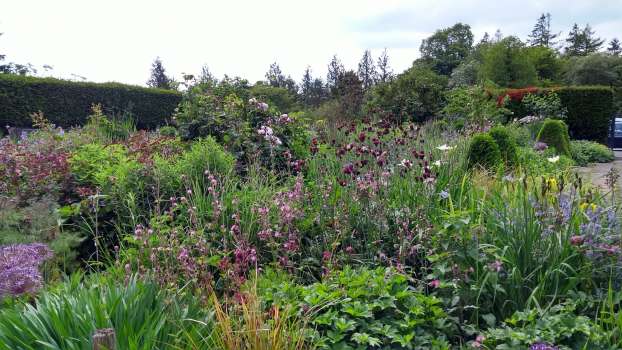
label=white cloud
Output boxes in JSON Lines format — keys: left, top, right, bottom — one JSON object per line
{"left": 1, "top": 0, "right": 620, "bottom": 86}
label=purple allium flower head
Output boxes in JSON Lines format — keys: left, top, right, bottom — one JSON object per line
{"left": 0, "top": 243, "right": 52, "bottom": 298}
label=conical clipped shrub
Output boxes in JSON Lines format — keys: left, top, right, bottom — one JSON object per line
{"left": 467, "top": 133, "right": 502, "bottom": 169}
{"left": 536, "top": 119, "right": 571, "bottom": 156}
{"left": 489, "top": 126, "right": 518, "bottom": 165}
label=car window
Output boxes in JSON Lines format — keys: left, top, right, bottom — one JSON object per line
{"left": 615, "top": 121, "right": 622, "bottom": 137}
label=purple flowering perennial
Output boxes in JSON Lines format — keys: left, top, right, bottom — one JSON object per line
{"left": 0, "top": 243, "right": 52, "bottom": 298}
{"left": 529, "top": 342, "right": 559, "bottom": 350}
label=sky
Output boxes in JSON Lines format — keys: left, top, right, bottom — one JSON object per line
{"left": 1, "top": 0, "right": 621, "bottom": 86}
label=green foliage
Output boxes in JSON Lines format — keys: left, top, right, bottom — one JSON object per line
{"left": 467, "top": 133, "right": 502, "bottom": 169}
{"left": 448, "top": 60, "right": 480, "bottom": 88}
{"left": 564, "top": 24, "right": 606, "bottom": 57}
{"left": 333, "top": 70, "right": 364, "bottom": 119}
{"left": 526, "top": 46, "right": 563, "bottom": 82}
{"left": 154, "top": 137, "right": 235, "bottom": 195}
{"left": 479, "top": 36, "right": 538, "bottom": 87}
{"left": 537, "top": 119, "right": 571, "bottom": 156}
{"left": 419, "top": 22, "right": 474, "bottom": 75}
{"left": 484, "top": 302, "right": 610, "bottom": 349}
{"left": 516, "top": 147, "right": 575, "bottom": 174}
{"left": 443, "top": 86, "right": 509, "bottom": 126}
{"left": 69, "top": 143, "right": 131, "bottom": 186}
{"left": 0, "top": 274, "right": 212, "bottom": 350}
{"left": 570, "top": 140, "right": 615, "bottom": 166}
{"left": 260, "top": 267, "right": 456, "bottom": 349}
{"left": 368, "top": 64, "right": 448, "bottom": 122}
{"left": 489, "top": 126, "right": 518, "bottom": 165}
{"left": 564, "top": 54, "right": 622, "bottom": 86}
{"left": 83, "top": 104, "right": 136, "bottom": 143}
{"left": 522, "top": 91, "right": 566, "bottom": 119}
{"left": 501, "top": 86, "right": 615, "bottom": 142}
{"left": 157, "top": 125, "right": 177, "bottom": 137}
{"left": 0, "top": 74, "right": 181, "bottom": 129}
{"left": 250, "top": 83, "right": 298, "bottom": 113}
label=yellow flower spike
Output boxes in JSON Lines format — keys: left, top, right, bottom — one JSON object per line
{"left": 590, "top": 203, "right": 597, "bottom": 212}
{"left": 579, "top": 203, "right": 588, "bottom": 211}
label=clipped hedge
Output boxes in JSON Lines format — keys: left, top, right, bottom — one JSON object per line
{"left": 0, "top": 74, "right": 181, "bottom": 129}
{"left": 498, "top": 86, "right": 615, "bottom": 143}
{"left": 489, "top": 126, "right": 518, "bottom": 165}
{"left": 467, "top": 133, "right": 502, "bottom": 169}
{"left": 537, "top": 119, "right": 571, "bottom": 156}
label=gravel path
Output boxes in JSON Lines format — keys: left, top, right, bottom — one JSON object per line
{"left": 574, "top": 150, "right": 622, "bottom": 197}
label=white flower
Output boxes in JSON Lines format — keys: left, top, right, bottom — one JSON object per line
{"left": 547, "top": 156, "right": 560, "bottom": 163}
{"left": 433, "top": 160, "right": 442, "bottom": 167}
{"left": 398, "top": 159, "right": 413, "bottom": 168}
{"left": 436, "top": 144, "right": 454, "bottom": 151}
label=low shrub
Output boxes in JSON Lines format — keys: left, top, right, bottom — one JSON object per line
{"left": 570, "top": 140, "right": 615, "bottom": 166}
{"left": 489, "top": 126, "right": 518, "bottom": 165}
{"left": 260, "top": 267, "right": 457, "bottom": 349}
{"left": 537, "top": 119, "right": 571, "bottom": 156}
{"left": 467, "top": 133, "right": 502, "bottom": 169}
{"left": 516, "top": 147, "right": 575, "bottom": 174}
{"left": 483, "top": 302, "right": 611, "bottom": 349}
{"left": 158, "top": 125, "right": 177, "bottom": 137}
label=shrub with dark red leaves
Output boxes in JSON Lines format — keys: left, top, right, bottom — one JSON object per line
{"left": 0, "top": 138, "right": 71, "bottom": 203}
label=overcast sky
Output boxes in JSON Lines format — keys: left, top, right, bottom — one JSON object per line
{"left": 1, "top": 0, "right": 621, "bottom": 86}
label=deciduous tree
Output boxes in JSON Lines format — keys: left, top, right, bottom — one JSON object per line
{"left": 419, "top": 23, "right": 474, "bottom": 75}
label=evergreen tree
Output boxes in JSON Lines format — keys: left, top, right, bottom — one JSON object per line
{"left": 376, "top": 48, "right": 393, "bottom": 83}
{"left": 480, "top": 32, "right": 491, "bottom": 45}
{"left": 301, "top": 66, "right": 313, "bottom": 107}
{"left": 147, "top": 57, "right": 174, "bottom": 89}
{"left": 608, "top": 38, "right": 621, "bottom": 56}
{"left": 565, "top": 23, "right": 605, "bottom": 56}
{"left": 582, "top": 24, "right": 605, "bottom": 54}
{"left": 283, "top": 76, "right": 299, "bottom": 97}
{"left": 357, "top": 49, "right": 377, "bottom": 91}
{"left": 266, "top": 62, "right": 286, "bottom": 87}
{"left": 198, "top": 64, "right": 216, "bottom": 85}
{"left": 310, "top": 77, "right": 328, "bottom": 107}
{"left": 327, "top": 55, "right": 345, "bottom": 93}
{"left": 528, "top": 13, "right": 559, "bottom": 48}
{"left": 334, "top": 70, "right": 364, "bottom": 118}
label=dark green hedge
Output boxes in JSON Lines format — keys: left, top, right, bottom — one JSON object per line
{"left": 499, "top": 86, "right": 615, "bottom": 143}
{"left": 0, "top": 74, "right": 181, "bottom": 129}
{"left": 556, "top": 87, "right": 614, "bottom": 143}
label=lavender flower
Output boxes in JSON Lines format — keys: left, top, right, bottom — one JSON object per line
{"left": 0, "top": 243, "right": 52, "bottom": 298}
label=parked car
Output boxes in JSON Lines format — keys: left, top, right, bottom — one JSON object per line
{"left": 609, "top": 116, "right": 622, "bottom": 149}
